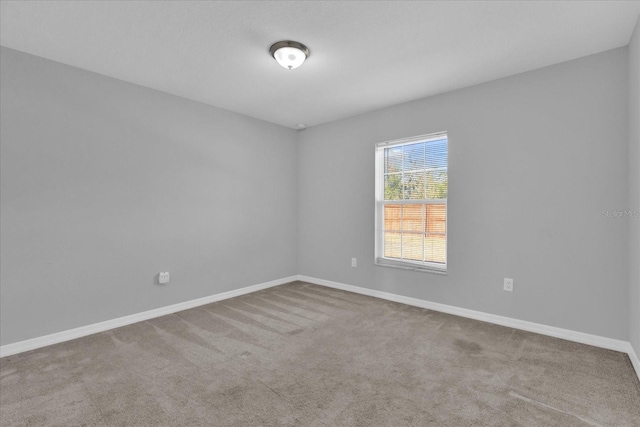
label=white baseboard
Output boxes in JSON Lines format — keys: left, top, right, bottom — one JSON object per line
{"left": 0, "top": 275, "right": 298, "bottom": 358}
{"left": 628, "top": 343, "right": 640, "bottom": 381}
{"left": 3, "top": 274, "right": 639, "bottom": 383}
{"left": 298, "top": 275, "right": 640, "bottom": 381}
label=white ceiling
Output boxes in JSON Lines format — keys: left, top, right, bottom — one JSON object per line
{"left": 1, "top": 1, "right": 639, "bottom": 129}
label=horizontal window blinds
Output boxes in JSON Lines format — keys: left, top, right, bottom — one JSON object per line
{"left": 376, "top": 133, "right": 448, "bottom": 271}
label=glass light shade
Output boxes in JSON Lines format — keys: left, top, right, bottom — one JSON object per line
{"left": 270, "top": 41, "right": 310, "bottom": 70}
{"left": 273, "top": 46, "right": 307, "bottom": 70}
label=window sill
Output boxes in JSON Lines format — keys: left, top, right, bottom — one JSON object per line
{"left": 375, "top": 258, "right": 447, "bottom": 275}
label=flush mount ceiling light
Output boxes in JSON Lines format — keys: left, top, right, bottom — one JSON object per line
{"left": 269, "top": 41, "right": 310, "bottom": 70}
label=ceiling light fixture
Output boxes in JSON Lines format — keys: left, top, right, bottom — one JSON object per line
{"left": 269, "top": 41, "right": 310, "bottom": 70}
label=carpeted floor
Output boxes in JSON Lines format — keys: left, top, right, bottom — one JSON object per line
{"left": 1, "top": 281, "right": 639, "bottom": 426}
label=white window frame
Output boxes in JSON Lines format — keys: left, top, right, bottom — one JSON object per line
{"left": 374, "top": 131, "right": 448, "bottom": 274}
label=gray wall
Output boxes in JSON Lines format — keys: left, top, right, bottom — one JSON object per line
{"left": 1, "top": 43, "right": 635, "bottom": 348}
{"left": 629, "top": 18, "right": 640, "bottom": 356}
{"left": 0, "top": 47, "right": 298, "bottom": 346}
{"left": 298, "top": 48, "right": 630, "bottom": 340}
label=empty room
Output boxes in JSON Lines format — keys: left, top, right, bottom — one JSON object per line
{"left": 1, "top": 1, "right": 639, "bottom": 425}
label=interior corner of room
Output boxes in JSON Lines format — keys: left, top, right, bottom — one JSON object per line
{"left": 0, "top": 1, "right": 639, "bottom": 425}
{"left": 1, "top": 0, "right": 638, "bottom": 386}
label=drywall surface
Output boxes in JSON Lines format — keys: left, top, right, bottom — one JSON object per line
{"left": 298, "top": 48, "right": 629, "bottom": 340}
{"left": 0, "top": 47, "right": 298, "bottom": 345}
{"left": 629, "top": 18, "right": 640, "bottom": 356}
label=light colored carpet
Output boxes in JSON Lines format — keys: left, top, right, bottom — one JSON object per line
{"left": 1, "top": 281, "right": 639, "bottom": 426}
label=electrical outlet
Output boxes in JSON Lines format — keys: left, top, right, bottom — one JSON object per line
{"left": 159, "top": 272, "right": 170, "bottom": 284}
{"left": 504, "top": 278, "right": 513, "bottom": 292}
{"left": 351, "top": 258, "right": 357, "bottom": 268}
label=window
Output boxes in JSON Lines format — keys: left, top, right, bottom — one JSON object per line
{"left": 375, "top": 132, "right": 448, "bottom": 273}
